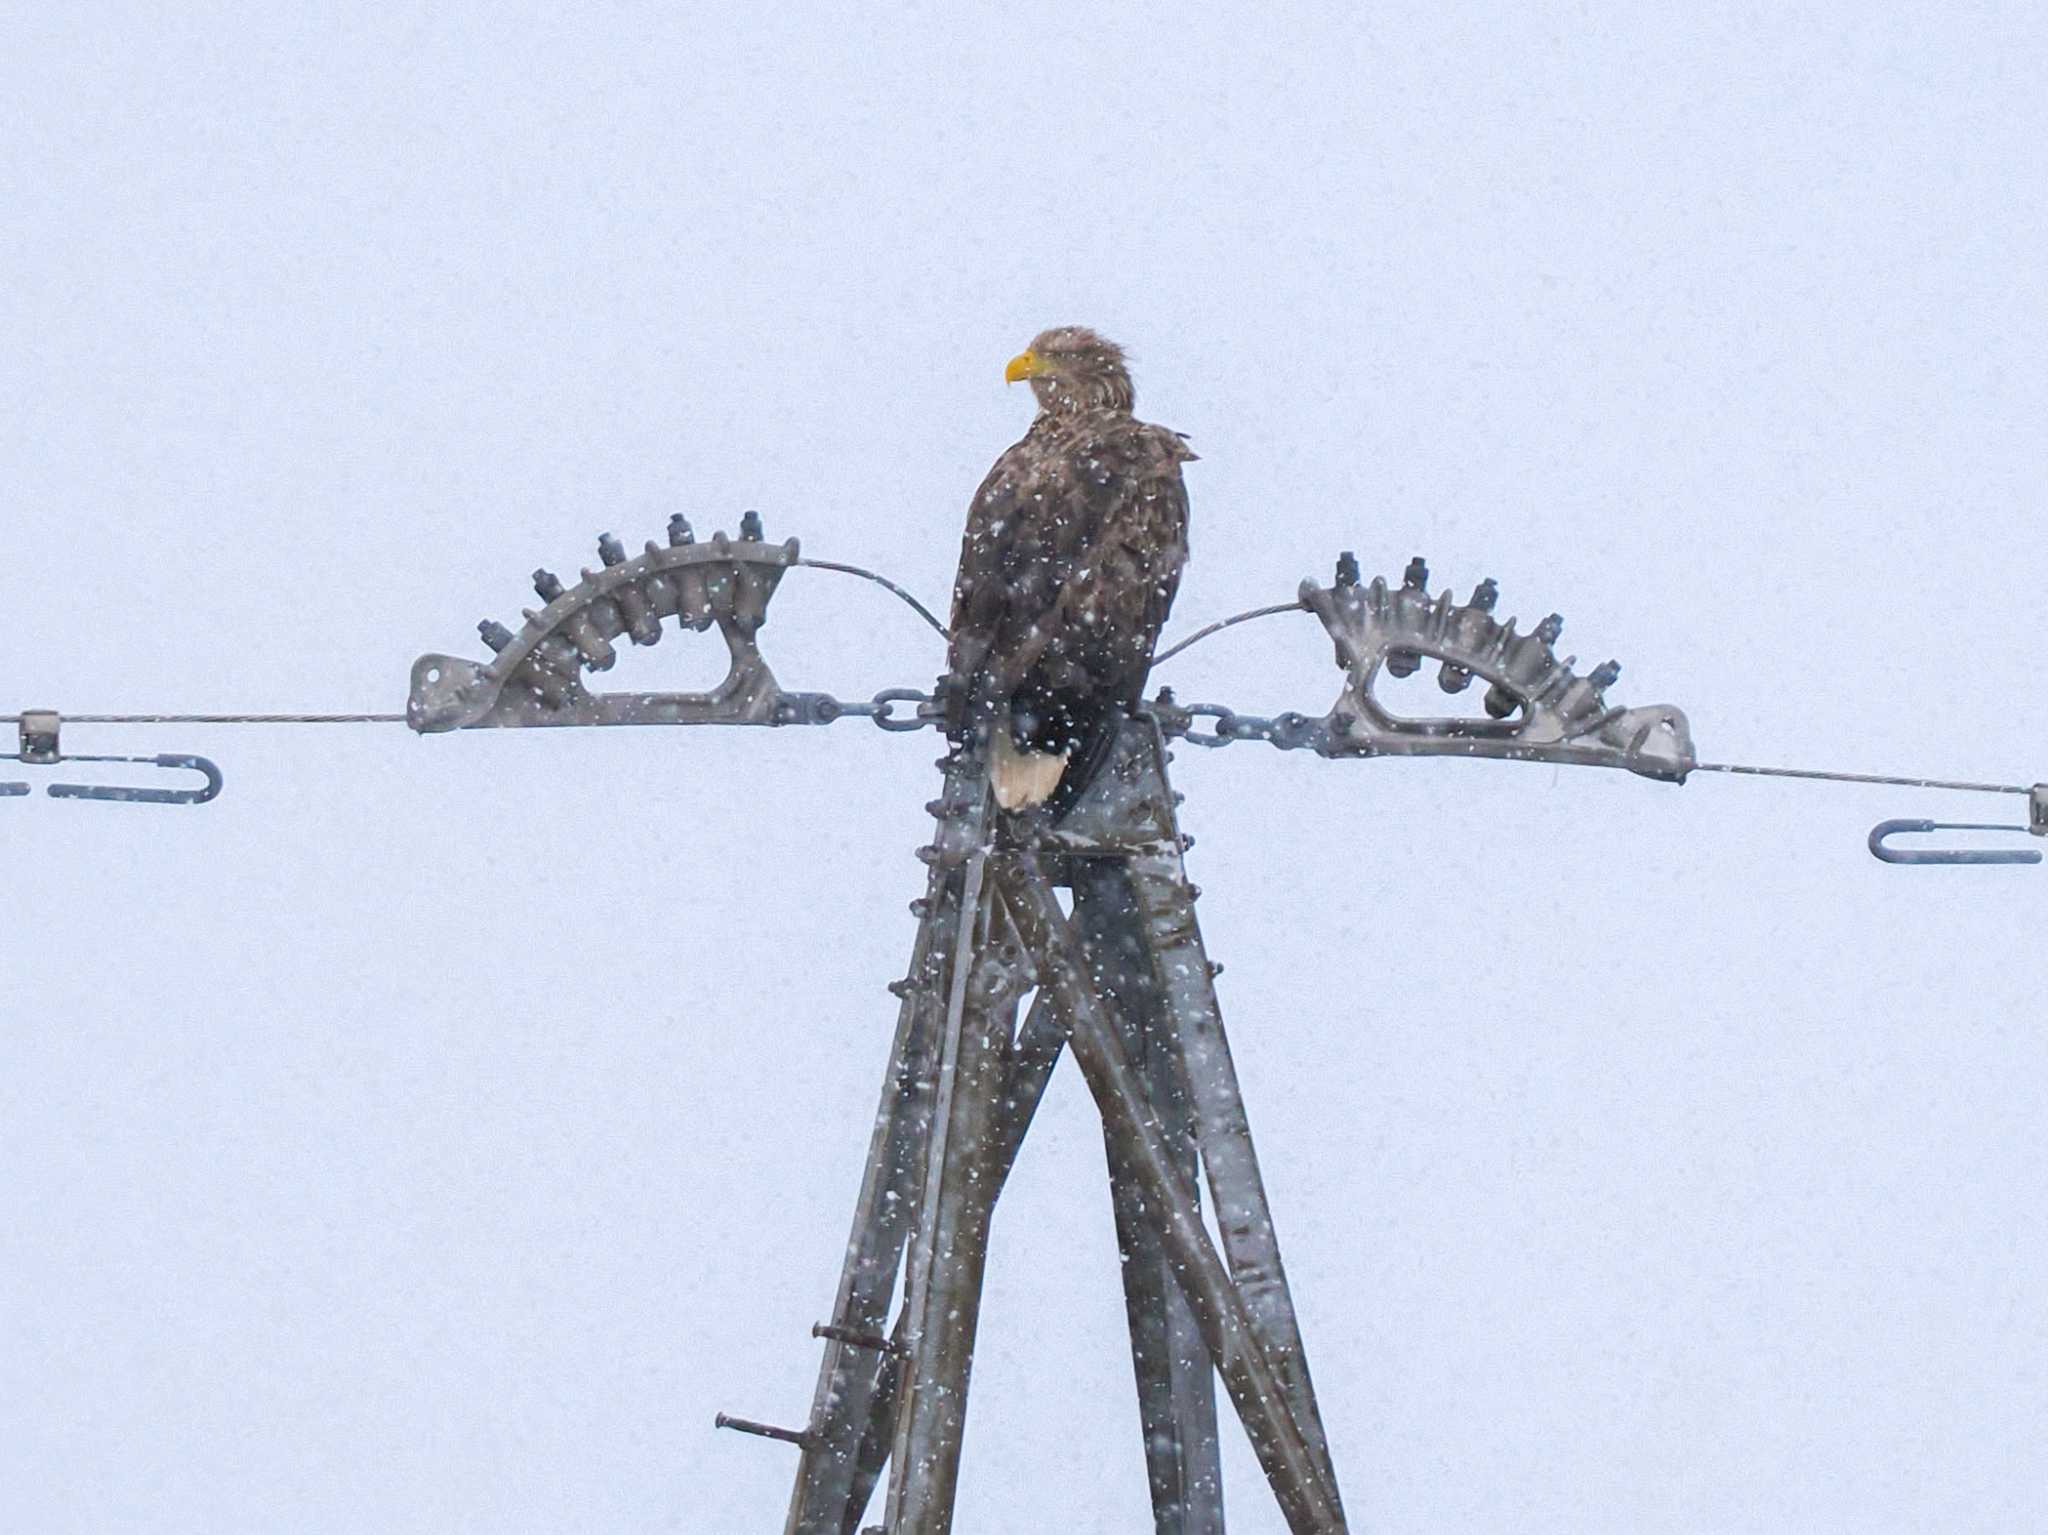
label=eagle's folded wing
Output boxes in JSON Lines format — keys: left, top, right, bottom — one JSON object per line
{"left": 948, "top": 424, "right": 1188, "bottom": 718}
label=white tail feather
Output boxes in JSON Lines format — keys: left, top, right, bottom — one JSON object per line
{"left": 989, "top": 719, "right": 1069, "bottom": 809}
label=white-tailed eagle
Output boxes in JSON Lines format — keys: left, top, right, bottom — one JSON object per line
{"left": 946, "top": 327, "right": 1194, "bottom": 811}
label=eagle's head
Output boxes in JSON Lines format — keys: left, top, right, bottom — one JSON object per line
{"left": 1005, "top": 326, "right": 1135, "bottom": 416}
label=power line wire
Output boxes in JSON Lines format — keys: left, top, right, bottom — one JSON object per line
{"left": 1692, "top": 762, "right": 2030, "bottom": 797}
{"left": 2, "top": 712, "right": 406, "bottom": 726}
{"left": 5, "top": 712, "right": 2032, "bottom": 800}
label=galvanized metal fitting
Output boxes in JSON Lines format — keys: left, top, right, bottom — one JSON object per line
{"left": 1299, "top": 560, "right": 1696, "bottom": 782}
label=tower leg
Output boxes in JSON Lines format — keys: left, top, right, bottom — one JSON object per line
{"left": 783, "top": 764, "right": 989, "bottom": 1535}
{"left": 778, "top": 930, "right": 935, "bottom": 1535}
{"left": 881, "top": 852, "right": 1030, "bottom": 1535}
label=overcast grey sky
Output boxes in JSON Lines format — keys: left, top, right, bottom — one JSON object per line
{"left": 4, "top": 5, "right": 2045, "bottom": 1532}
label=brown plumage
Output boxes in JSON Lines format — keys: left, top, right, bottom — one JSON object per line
{"left": 946, "top": 327, "right": 1194, "bottom": 810}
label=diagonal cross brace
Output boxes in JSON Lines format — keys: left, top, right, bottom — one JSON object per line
{"left": 1072, "top": 859, "right": 1226, "bottom": 1535}
{"left": 1118, "top": 843, "right": 1343, "bottom": 1499}
{"left": 997, "top": 851, "right": 1349, "bottom": 1535}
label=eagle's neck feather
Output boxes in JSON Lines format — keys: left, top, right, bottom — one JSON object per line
{"left": 1030, "top": 370, "right": 1135, "bottom": 416}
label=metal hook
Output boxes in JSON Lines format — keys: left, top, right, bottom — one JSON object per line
{"left": 44, "top": 753, "right": 224, "bottom": 805}
{"left": 12, "top": 711, "right": 224, "bottom": 806}
{"left": 1868, "top": 818, "right": 2041, "bottom": 867}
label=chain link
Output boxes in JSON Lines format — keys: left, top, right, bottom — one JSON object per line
{"left": 1153, "top": 698, "right": 1329, "bottom": 752}
{"left": 771, "top": 686, "right": 1330, "bottom": 751}
{"left": 771, "top": 688, "right": 942, "bottom": 731}
{"left": 870, "top": 688, "right": 939, "bottom": 731}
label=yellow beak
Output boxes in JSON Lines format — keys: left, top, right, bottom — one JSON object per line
{"left": 1004, "top": 349, "right": 1046, "bottom": 383}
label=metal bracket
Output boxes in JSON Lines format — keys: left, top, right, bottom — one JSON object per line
{"left": 20, "top": 708, "right": 62, "bottom": 764}
{"left": 405, "top": 528, "right": 1693, "bottom": 786}
{"left": 1299, "top": 555, "right": 1697, "bottom": 781}
{"left": 408, "top": 513, "right": 804, "bottom": 732}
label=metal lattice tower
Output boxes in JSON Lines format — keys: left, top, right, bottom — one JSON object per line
{"left": 760, "top": 718, "right": 1344, "bottom": 1535}
{"left": 382, "top": 515, "right": 1934, "bottom": 1533}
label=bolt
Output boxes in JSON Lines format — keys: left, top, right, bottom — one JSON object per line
{"left": 597, "top": 533, "right": 626, "bottom": 567}
{"left": 1537, "top": 613, "right": 1564, "bottom": 644}
{"left": 1335, "top": 550, "right": 1360, "bottom": 587}
{"left": 478, "top": 620, "right": 515, "bottom": 652}
{"left": 532, "top": 569, "right": 564, "bottom": 602}
{"left": 668, "top": 514, "right": 695, "bottom": 546}
{"left": 812, "top": 1322, "right": 899, "bottom": 1354}
{"left": 1590, "top": 659, "right": 1622, "bottom": 690}
{"left": 714, "top": 1414, "right": 813, "bottom": 1450}
{"left": 1403, "top": 555, "right": 1429, "bottom": 590}
{"left": 740, "top": 510, "right": 764, "bottom": 541}
{"left": 1472, "top": 578, "right": 1499, "bottom": 611}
